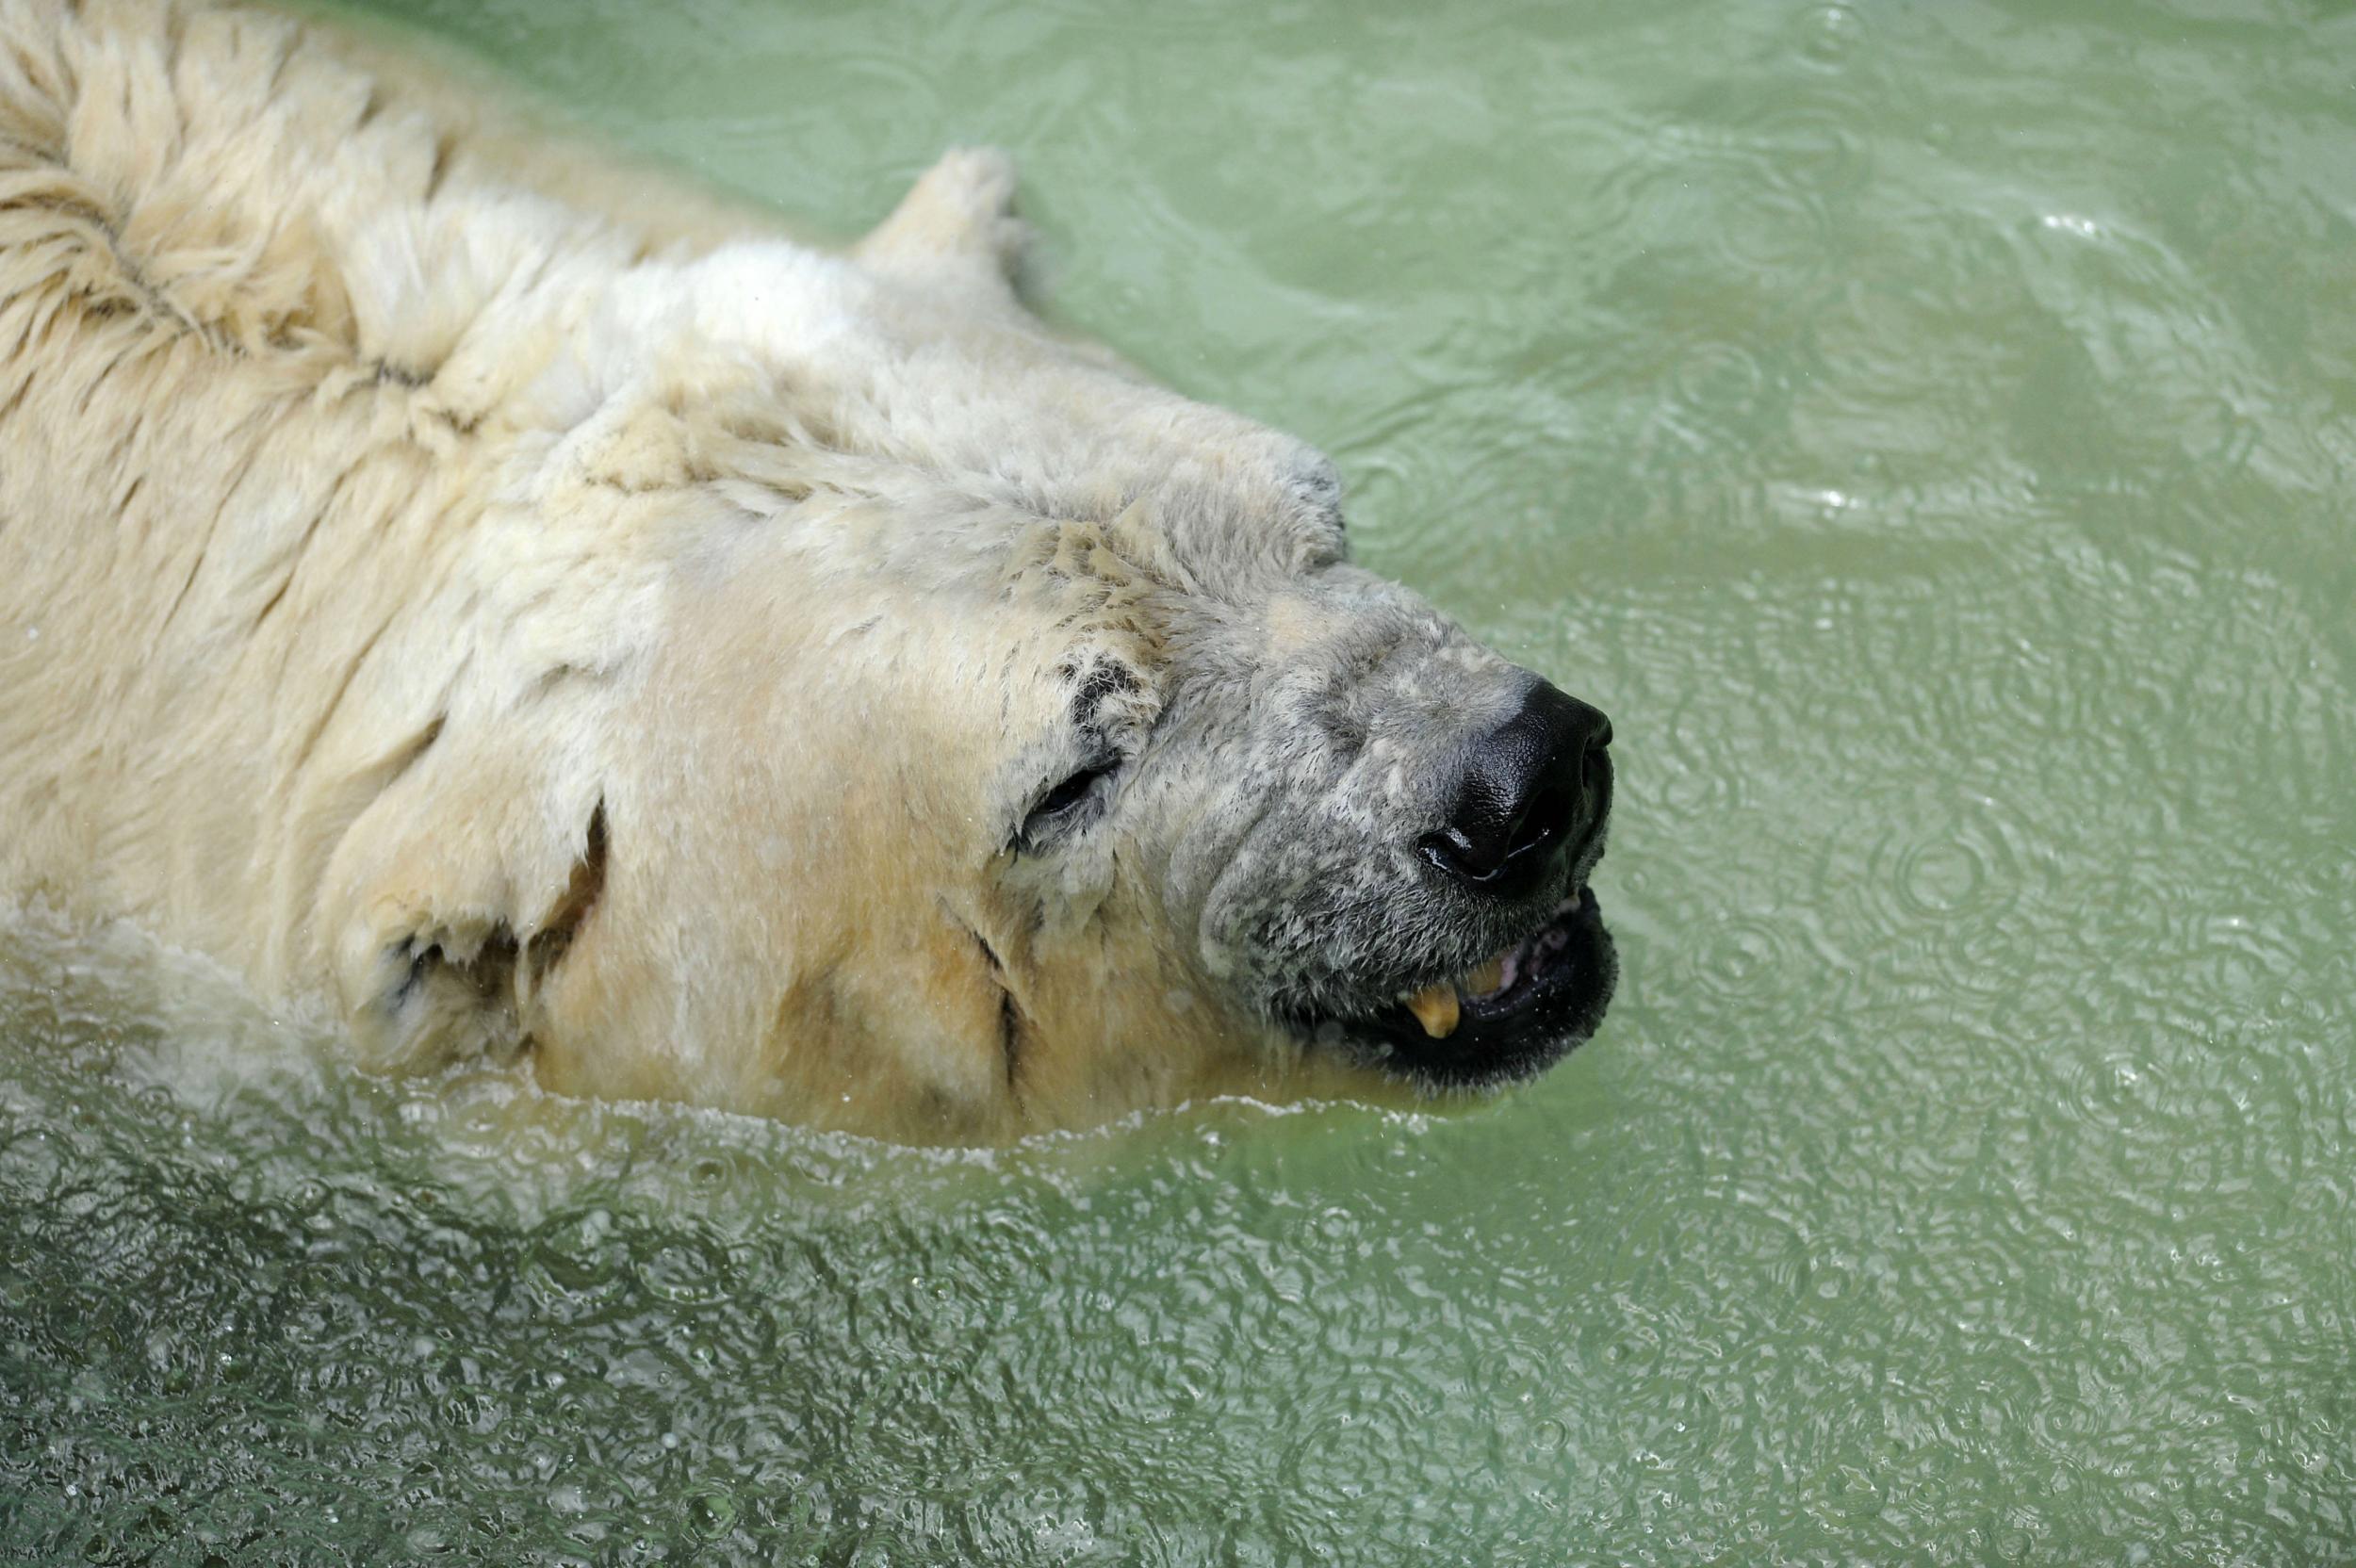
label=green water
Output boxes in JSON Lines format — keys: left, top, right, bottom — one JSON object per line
{"left": 7, "top": 0, "right": 2355, "bottom": 1560}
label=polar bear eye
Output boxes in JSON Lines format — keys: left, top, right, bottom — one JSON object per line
{"left": 1018, "top": 757, "right": 1121, "bottom": 849}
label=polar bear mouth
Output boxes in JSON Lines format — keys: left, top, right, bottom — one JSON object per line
{"left": 1292, "top": 885, "right": 1616, "bottom": 1090}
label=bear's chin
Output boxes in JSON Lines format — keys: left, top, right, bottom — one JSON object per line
{"left": 1286, "top": 886, "right": 1616, "bottom": 1092}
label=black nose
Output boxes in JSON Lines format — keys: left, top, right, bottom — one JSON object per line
{"left": 1418, "top": 681, "right": 1611, "bottom": 893}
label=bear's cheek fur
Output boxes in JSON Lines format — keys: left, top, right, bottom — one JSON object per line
{"left": 525, "top": 808, "right": 1023, "bottom": 1137}
{"left": 487, "top": 555, "right": 1013, "bottom": 1130}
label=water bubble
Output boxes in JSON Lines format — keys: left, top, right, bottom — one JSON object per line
{"left": 2050, "top": 1048, "right": 2170, "bottom": 1139}
{"left": 1794, "top": 3, "right": 1868, "bottom": 71}
{"left": 684, "top": 1487, "right": 738, "bottom": 1539}
{"left": 1895, "top": 837, "right": 1988, "bottom": 919}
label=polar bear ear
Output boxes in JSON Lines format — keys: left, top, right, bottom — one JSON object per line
{"left": 321, "top": 731, "right": 610, "bottom": 1074}
{"left": 853, "top": 147, "right": 1032, "bottom": 299}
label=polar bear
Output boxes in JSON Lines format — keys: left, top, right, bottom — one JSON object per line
{"left": 0, "top": 0, "right": 1615, "bottom": 1142}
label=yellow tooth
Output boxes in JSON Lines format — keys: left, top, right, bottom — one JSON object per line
{"left": 1404, "top": 983, "right": 1461, "bottom": 1039}
{"left": 1463, "top": 955, "right": 1508, "bottom": 998}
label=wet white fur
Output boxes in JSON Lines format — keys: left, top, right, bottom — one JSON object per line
{"left": 0, "top": 0, "right": 1453, "bottom": 1141}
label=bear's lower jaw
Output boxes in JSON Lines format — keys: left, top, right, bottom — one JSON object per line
{"left": 1284, "top": 886, "right": 1616, "bottom": 1091}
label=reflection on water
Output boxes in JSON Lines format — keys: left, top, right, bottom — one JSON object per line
{"left": 7, "top": 0, "right": 2355, "bottom": 1560}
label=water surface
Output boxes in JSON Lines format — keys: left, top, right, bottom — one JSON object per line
{"left": 6, "top": 0, "right": 2354, "bottom": 1560}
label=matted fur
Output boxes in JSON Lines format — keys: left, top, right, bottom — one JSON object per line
{"left": 0, "top": 0, "right": 1595, "bottom": 1141}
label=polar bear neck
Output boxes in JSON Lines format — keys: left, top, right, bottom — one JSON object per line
{"left": 0, "top": 0, "right": 719, "bottom": 989}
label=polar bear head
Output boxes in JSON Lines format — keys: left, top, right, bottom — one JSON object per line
{"left": 330, "top": 153, "right": 1614, "bottom": 1142}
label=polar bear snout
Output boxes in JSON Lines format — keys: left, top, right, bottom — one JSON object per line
{"left": 1418, "top": 681, "right": 1612, "bottom": 900}
{"left": 1205, "top": 641, "right": 1620, "bottom": 1095}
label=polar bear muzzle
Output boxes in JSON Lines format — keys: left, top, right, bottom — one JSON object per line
{"left": 1259, "top": 677, "right": 1617, "bottom": 1090}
